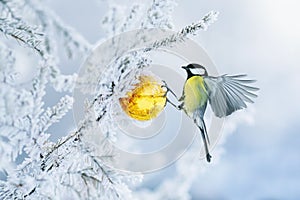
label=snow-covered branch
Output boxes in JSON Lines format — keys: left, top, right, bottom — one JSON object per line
{"left": 0, "top": 0, "right": 222, "bottom": 199}
{"left": 145, "top": 11, "right": 219, "bottom": 51}
{"left": 0, "top": 8, "right": 43, "bottom": 55}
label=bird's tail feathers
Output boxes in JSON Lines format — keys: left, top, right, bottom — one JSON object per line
{"left": 194, "top": 117, "right": 211, "bottom": 162}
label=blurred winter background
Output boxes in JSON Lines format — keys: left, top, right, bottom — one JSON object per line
{"left": 49, "top": 0, "right": 300, "bottom": 199}
{"left": 3, "top": 0, "right": 300, "bottom": 199}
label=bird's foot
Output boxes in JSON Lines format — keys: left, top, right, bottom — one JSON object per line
{"left": 161, "top": 81, "right": 178, "bottom": 99}
{"left": 161, "top": 80, "right": 168, "bottom": 90}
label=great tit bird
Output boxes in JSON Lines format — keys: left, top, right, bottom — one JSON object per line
{"left": 178, "top": 63, "right": 259, "bottom": 162}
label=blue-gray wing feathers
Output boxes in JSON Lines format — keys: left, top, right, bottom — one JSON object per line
{"left": 203, "top": 74, "right": 259, "bottom": 118}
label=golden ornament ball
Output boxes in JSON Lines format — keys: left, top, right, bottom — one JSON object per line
{"left": 119, "top": 74, "right": 167, "bottom": 121}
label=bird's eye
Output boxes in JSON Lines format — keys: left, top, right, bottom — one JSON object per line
{"left": 190, "top": 68, "right": 205, "bottom": 75}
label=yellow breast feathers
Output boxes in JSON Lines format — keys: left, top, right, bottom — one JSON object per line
{"left": 183, "top": 76, "right": 208, "bottom": 114}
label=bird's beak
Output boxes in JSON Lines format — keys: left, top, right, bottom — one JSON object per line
{"left": 181, "top": 66, "right": 187, "bottom": 69}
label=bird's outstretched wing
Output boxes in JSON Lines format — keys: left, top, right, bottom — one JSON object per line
{"left": 203, "top": 74, "right": 259, "bottom": 118}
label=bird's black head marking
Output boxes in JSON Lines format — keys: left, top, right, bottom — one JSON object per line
{"left": 181, "top": 63, "right": 208, "bottom": 78}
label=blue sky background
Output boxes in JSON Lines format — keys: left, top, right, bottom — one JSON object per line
{"left": 177, "top": 1, "right": 300, "bottom": 199}
{"left": 44, "top": 0, "right": 300, "bottom": 199}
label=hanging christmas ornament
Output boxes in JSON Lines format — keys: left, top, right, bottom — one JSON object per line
{"left": 119, "top": 74, "right": 167, "bottom": 121}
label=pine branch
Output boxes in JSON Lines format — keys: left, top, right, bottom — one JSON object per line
{"left": 145, "top": 11, "right": 219, "bottom": 51}
{"left": 1, "top": 0, "right": 220, "bottom": 199}
{"left": 38, "top": 95, "right": 73, "bottom": 134}
{"left": 0, "top": 18, "right": 44, "bottom": 56}
{"left": 141, "top": 0, "right": 177, "bottom": 29}
{"left": 120, "top": 4, "right": 141, "bottom": 32}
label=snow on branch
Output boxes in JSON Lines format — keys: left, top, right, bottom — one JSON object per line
{"left": 25, "top": 0, "right": 91, "bottom": 57}
{"left": 0, "top": 0, "right": 221, "bottom": 199}
{"left": 141, "top": 0, "right": 177, "bottom": 29}
{"left": 145, "top": 11, "right": 219, "bottom": 51}
{"left": 0, "top": 42, "right": 17, "bottom": 85}
{"left": 38, "top": 95, "right": 73, "bottom": 136}
{"left": 0, "top": 0, "right": 43, "bottom": 55}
